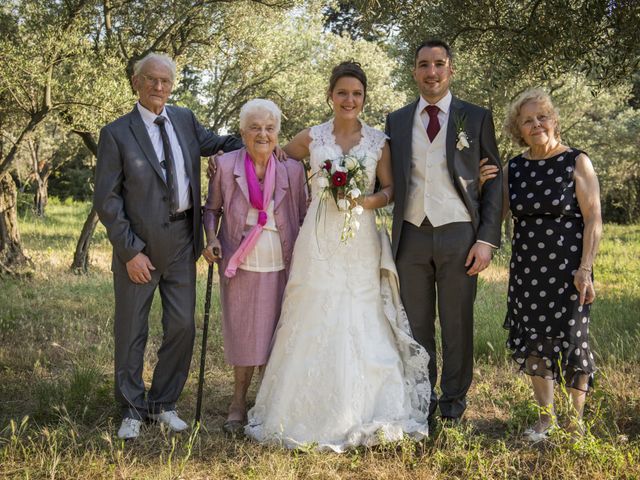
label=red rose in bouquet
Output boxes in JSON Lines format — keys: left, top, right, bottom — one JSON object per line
{"left": 332, "top": 171, "right": 347, "bottom": 187}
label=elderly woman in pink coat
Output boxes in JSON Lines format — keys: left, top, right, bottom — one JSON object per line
{"left": 202, "top": 99, "right": 307, "bottom": 435}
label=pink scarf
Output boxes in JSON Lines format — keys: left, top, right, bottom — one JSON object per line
{"left": 224, "top": 152, "right": 276, "bottom": 278}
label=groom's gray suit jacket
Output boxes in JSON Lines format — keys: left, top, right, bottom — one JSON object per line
{"left": 386, "top": 96, "right": 503, "bottom": 257}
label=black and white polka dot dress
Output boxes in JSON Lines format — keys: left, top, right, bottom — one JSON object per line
{"left": 504, "top": 148, "right": 595, "bottom": 391}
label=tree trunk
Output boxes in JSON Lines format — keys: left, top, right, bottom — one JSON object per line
{"left": 0, "top": 174, "right": 32, "bottom": 275}
{"left": 70, "top": 207, "right": 99, "bottom": 273}
{"left": 34, "top": 174, "right": 49, "bottom": 217}
{"left": 70, "top": 130, "right": 100, "bottom": 273}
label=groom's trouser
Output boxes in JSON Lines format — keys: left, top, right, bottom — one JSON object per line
{"left": 396, "top": 219, "right": 477, "bottom": 419}
{"left": 113, "top": 217, "right": 196, "bottom": 420}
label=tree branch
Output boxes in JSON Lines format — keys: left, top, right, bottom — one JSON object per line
{"left": 71, "top": 129, "right": 98, "bottom": 157}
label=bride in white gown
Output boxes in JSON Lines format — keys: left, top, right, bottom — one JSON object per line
{"left": 245, "top": 62, "right": 431, "bottom": 452}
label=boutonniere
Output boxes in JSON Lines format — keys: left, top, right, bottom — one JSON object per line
{"left": 454, "top": 113, "right": 470, "bottom": 151}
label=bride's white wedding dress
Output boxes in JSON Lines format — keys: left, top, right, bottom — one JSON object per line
{"left": 245, "top": 119, "right": 431, "bottom": 452}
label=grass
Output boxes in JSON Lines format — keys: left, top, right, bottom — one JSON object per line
{"left": 1, "top": 201, "right": 639, "bottom": 479}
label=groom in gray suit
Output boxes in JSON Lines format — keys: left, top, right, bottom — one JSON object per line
{"left": 386, "top": 40, "right": 502, "bottom": 422}
{"left": 94, "top": 53, "right": 242, "bottom": 439}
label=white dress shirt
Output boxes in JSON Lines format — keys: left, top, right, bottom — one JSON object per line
{"left": 239, "top": 199, "right": 284, "bottom": 272}
{"left": 137, "top": 102, "right": 191, "bottom": 212}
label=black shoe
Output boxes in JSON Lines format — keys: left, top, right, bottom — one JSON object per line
{"left": 440, "top": 416, "right": 462, "bottom": 426}
{"left": 427, "top": 414, "right": 438, "bottom": 432}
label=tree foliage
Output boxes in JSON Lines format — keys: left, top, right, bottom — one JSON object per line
{"left": 0, "top": 0, "right": 298, "bottom": 273}
{"left": 173, "top": 1, "right": 406, "bottom": 139}
{"left": 0, "top": 0, "right": 121, "bottom": 273}
{"left": 346, "top": 0, "right": 640, "bottom": 90}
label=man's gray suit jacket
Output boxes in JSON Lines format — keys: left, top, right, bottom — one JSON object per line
{"left": 94, "top": 104, "right": 243, "bottom": 273}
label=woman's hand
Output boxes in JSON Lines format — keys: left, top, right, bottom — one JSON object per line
{"left": 203, "top": 237, "right": 222, "bottom": 264}
{"left": 479, "top": 157, "right": 499, "bottom": 191}
{"left": 574, "top": 268, "right": 596, "bottom": 305}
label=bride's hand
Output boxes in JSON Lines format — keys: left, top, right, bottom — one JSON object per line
{"left": 273, "top": 145, "right": 287, "bottom": 162}
{"left": 337, "top": 189, "right": 362, "bottom": 209}
{"left": 207, "top": 151, "right": 223, "bottom": 178}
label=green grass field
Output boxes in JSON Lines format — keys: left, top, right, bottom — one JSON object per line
{"left": 1, "top": 201, "right": 639, "bottom": 479}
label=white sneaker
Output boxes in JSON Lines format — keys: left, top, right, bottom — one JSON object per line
{"left": 148, "top": 410, "right": 188, "bottom": 432}
{"left": 117, "top": 418, "right": 142, "bottom": 439}
{"left": 523, "top": 425, "right": 554, "bottom": 443}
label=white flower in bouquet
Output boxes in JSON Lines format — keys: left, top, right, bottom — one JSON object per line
{"left": 337, "top": 198, "right": 350, "bottom": 211}
{"left": 331, "top": 161, "right": 347, "bottom": 174}
{"left": 352, "top": 204, "right": 364, "bottom": 215}
{"left": 348, "top": 187, "right": 361, "bottom": 199}
{"left": 344, "top": 155, "right": 359, "bottom": 171}
{"left": 317, "top": 176, "right": 330, "bottom": 188}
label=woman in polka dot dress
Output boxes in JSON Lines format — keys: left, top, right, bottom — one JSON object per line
{"left": 480, "top": 88, "right": 602, "bottom": 441}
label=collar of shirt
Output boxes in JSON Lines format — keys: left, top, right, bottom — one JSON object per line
{"left": 418, "top": 90, "right": 453, "bottom": 114}
{"left": 418, "top": 90, "right": 452, "bottom": 132}
{"left": 136, "top": 102, "right": 170, "bottom": 129}
{"left": 418, "top": 90, "right": 452, "bottom": 116}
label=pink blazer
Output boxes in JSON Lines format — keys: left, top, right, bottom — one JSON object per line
{"left": 203, "top": 148, "right": 307, "bottom": 279}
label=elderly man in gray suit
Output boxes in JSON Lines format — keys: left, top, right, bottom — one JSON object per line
{"left": 386, "top": 39, "right": 503, "bottom": 423}
{"left": 94, "top": 53, "right": 243, "bottom": 439}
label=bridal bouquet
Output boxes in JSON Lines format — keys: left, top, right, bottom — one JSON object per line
{"left": 315, "top": 154, "right": 368, "bottom": 243}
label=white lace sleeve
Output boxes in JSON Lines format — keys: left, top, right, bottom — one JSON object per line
{"left": 309, "top": 121, "right": 333, "bottom": 152}
{"left": 361, "top": 124, "right": 388, "bottom": 160}
{"left": 309, "top": 121, "right": 338, "bottom": 172}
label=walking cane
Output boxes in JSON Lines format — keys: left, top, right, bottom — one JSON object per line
{"left": 195, "top": 259, "right": 215, "bottom": 424}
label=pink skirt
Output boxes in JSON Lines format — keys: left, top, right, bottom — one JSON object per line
{"left": 219, "top": 269, "right": 286, "bottom": 366}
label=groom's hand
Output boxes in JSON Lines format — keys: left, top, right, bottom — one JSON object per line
{"left": 465, "top": 242, "right": 492, "bottom": 276}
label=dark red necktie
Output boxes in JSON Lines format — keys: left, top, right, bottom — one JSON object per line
{"left": 154, "top": 116, "right": 178, "bottom": 214}
{"left": 425, "top": 105, "right": 440, "bottom": 142}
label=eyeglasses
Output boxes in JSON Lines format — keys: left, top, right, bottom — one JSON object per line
{"left": 248, "top": 125, "right": 277, "bottom": 134}
{"left": 141, "top": 74, "right": 173, "bottom": 88}
{"left": 520, "top": 115, "right": 552, "bottom": 128}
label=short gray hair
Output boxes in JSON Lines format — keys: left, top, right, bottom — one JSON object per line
{"left": 504, "top": 88, "right": 561, "bottom": 147}
{"left": 133, "top": 53, "right": 177, "bottom": 83}
{"left": 239, "top": 99, "right": 281, "bottom": 133}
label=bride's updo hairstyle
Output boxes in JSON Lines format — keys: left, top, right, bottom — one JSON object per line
{"left": 326, "top": 61, "right": 368, "bottom": 106}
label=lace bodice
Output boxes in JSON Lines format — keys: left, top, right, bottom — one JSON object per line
{"left": 308, "top": 119, "right": 387, "bottom": 197}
